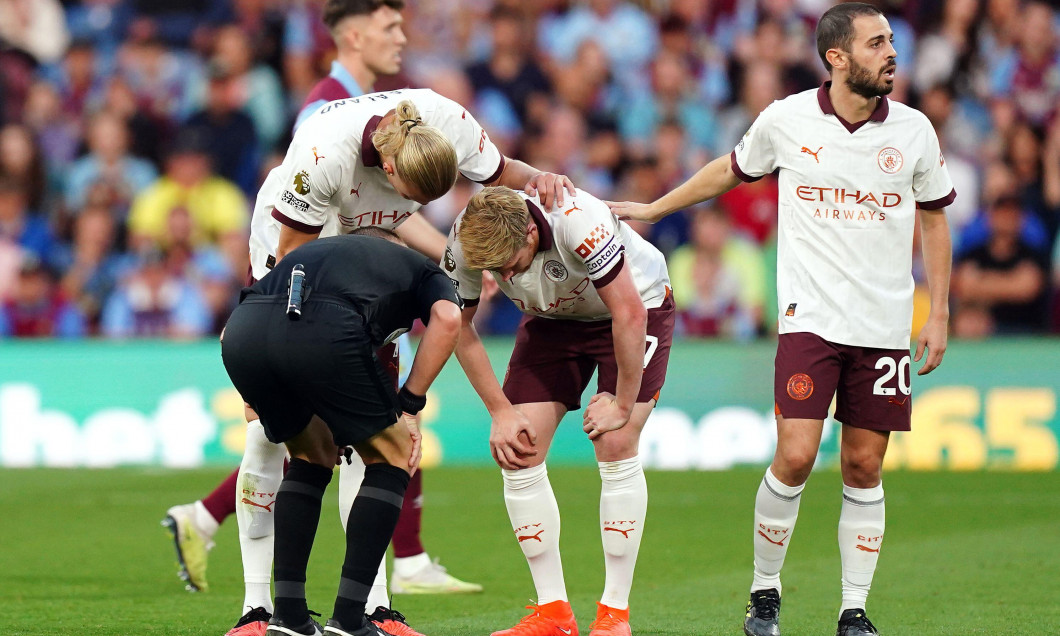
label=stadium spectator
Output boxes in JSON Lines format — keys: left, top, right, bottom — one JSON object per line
{"left": 21, "top": 81, "right": 82, "bottom": 178}
{"left": 126, "top": 127, "right": 248, "bottom": 250}
{"left": 186, "top": 65, "right": 260, "bottom": 196}
{"left": 53, "top": 203, "right": 132, "bottom": 332}
{"left": 667, "top": 205, "right": 764, "bottom": 339}
{"left": 0, "top": 177, "right": 55, "bottom": 266}
{"left": 714, "top": 61, "right": 783, "bottom": 158}
{"left": 955, "top": 194, "right": 1051, "bottom": 335}
{"left": 47, "top": 40, "right": 106, "bottom": 119}
{"left": 64, "top": 110, "right": 158, "bottom": 217}
{"left": 0, "top": 254, "right": 85, "bottom": 338}
{"left": 0, "top": 124, "right": 48, "bottom": 212}
{"left": 204, "top": 24, "right": 286, "bottom": 150}
{"left": 64, "top": 0, "right": 135, "bottom": 62}
{"left": 100, "top": 246, "right": 211, "bottom": 338}
{"left": 115, "top": 33, "right": 203, "bottom": 124}
{"left": 989, "top": 1, "right": 1060, "bottom": 127}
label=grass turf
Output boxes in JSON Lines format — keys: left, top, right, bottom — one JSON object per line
{"left": 1, "top": 467, "right": 1057, "bottom": 635}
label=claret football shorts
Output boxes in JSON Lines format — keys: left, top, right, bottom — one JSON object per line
{"left": 773, "top": 332, "right": 912, "bottom": 431}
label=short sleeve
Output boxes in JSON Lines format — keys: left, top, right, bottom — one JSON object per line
{"left": 913, "top": 122, "right": 956, "bottom": 210}
{"left": 434, "top": 95, "right": 505, "bottom": 184}
{"left": 270, "top": 140, "right": 342, "bottom": 233}
{"left": 560, "top": 199, "right": 626, "bottom": 286}
{"left": 441, "top": 220, "right": 483, "bottom": 305}
{"left": 416, "top": 266, "right": 463, "bottom": 323}
{"left": 730, "top": 103, "right": 779, "bottom": 182}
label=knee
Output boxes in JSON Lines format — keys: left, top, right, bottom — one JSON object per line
{"left": 841, "top": 449, "right": 883, "bottom": 487}
{"left": 592, "top": 429, "right": 639, "bottom": 463}
{"left": 772, "top": 444, "right": 816, "bottom": 486}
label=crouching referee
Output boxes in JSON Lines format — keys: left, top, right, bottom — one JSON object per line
{"left": 221, "top": 227, "right": 462, "bottom": 636}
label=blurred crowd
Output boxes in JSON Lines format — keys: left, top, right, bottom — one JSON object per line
{"left": 1, "top": 0, "right": 1059, "bottom": 340}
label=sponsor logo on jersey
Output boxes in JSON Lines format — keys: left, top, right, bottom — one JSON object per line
{"left": 511, "top": 276, "right": 592, "bottom": 314}
{"left": 544, "top": 259, "right": 568, "bottom": 282}
{"left": 280, "top": 190, "right": 310, "bottom": 213}
{"left": 785, "top": 303, "right": 797, "bottom": 317}
{"left": 795, "top": 186, "right": 902, "bottom": 208}
{"left": 575, "top": 224, "right": 612, "bottom": 258}
{"left": 800, "top": 146, "right": 823, "bottom": 163}
{"left": 787, "top": 373, "right": 814, "bottom": 400}
{"left": 877, "top": 147, "right": 903, "bottom": 174}
{"left": 939, "top": 152, "right": 945, "bottom": 166}
{"left": 312, "top": 147, "right": 325, "bottom": 165}
{"left": 293, "top": 170, "right": 312, "bottom": 195}
{"left": 444, "top": 248, "right": 456, "bottom": 272}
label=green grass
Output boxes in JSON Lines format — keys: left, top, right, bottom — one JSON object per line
{"left": 1, "top": 468, "right": 1057, "bottom": 635}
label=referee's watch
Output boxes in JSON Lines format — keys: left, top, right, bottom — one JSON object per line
{"left": 397, "top": 385, "right": 427, "bottom": 415}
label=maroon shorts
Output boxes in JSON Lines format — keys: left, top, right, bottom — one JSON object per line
{"left": 503, "top": 295, "right": 675, "bottom": 411}
{"left": 774, "top": 332, "right": 912, "bottom": 431}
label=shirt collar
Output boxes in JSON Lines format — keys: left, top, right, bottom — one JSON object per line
{"left": 525, "top": 198, "right": 553, "bottom": 252}
{"left": 330, "top": 60, "right": 364, "bottom": 97}
{"left": 361, "top": 115, "right": 384, "bottom": 168}
{"left": 816, "top": 81, "right": 889, "bottom": 133}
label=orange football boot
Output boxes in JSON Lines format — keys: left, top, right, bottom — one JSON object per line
{"left": 224, "top": 607, "right": 270, "bottom": 636}
{"left": 491, "top": 600, "right": 579, "bottom": 636}
{"left": 367, "top": 606, "right": 426, "bottom": 636}
{"left": 588, "top": 603, "right": 631, "bottom": 636}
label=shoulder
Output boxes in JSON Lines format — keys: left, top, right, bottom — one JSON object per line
{"left": 303, "top": 77, "right": 352, "bottom": 107}
{"left": 884, "top": 100, "right": 934, "bottom": 131}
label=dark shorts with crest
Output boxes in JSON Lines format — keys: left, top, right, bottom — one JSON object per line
{"left": 773, "top": 332, "right": 912, "bottom": 432}
{"left": 221, "top": 295, "right": 401, "bottom": 446}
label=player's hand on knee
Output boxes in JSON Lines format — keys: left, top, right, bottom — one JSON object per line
{"left": 583, "top": 392, "right": 631, "bottom": 439}
{"left": 403, "top": 413, "right": 422, "bottom": 474}
{"left": 489, "top": 407, "right": 537, "bottom": 470}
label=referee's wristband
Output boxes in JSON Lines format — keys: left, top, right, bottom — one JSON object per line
{"left": 397, "top": 385, "right": 427, "bottom": 415}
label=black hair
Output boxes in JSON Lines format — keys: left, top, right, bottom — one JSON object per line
{"left": 322, "top": 0, "right": 405, "bottom": 30}
{"left": 815, "top": 2, "right": 884, "bottom": 73}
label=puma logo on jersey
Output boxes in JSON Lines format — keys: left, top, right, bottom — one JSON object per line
{"left": 801, "top": 146, "right": 823, "bottom": 163}
{"left": 604, "top": 526, "right": 636, "bottom": 538}
{"left": 312, "top": 147, "right": 325, "bottom": 165}
{"left": 563, "top": 203, "right": 583, "bottom": 216}
{"left": 517, "top": 529, "right": 545, "bottom": 543}
{"left": 240, "top": 497, "right": 275, "bottom": 512}
{"left": 350, "top": 182, "right": 361, "bottom": 197}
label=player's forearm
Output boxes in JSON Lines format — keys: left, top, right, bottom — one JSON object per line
{"left": 919, "top": 210, "right": 952, "bottom": 321}
{"left": 276, "top": 224, "right": 320, "bottom": 262}
{"left": 490, "top": 158, "right": 538, "bottom": 190}
{"left": 455, "top": 317, "right": 513, "bottom": 415}
{"left": 403, "top": 301, "right": 461, "bottom": 395}
{"left": 610, "top": 305, "right": 647, "bottom": 414}
{"left": 647, "top": 155, "right": 741, "bottom": 222}
{"left": 396, "top": 214, "right": 447, "bottom": 262}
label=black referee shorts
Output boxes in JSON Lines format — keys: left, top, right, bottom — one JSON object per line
{"left": 221, "top": 296, "right": 401, "bottom": 446}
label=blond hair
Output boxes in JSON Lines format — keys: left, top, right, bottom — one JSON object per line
{"left": 372, "top": 100, "right": 458, "bottom": 201}
{"left": 458, "top": 186, "right": 530, "bottom": 270}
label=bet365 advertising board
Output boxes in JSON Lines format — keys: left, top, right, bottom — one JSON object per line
{"left": 0, "top": 339, "right": 1056, "bottom": 470}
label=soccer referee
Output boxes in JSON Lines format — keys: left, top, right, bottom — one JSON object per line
{"left": 220, "top": 229, "right": 461, "bottom": 636}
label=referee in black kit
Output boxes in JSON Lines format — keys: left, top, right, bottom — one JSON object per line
{"left": 221, "top": 228, "right": 461, "bottom": 636}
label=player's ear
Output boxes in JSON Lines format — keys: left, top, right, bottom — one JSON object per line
{"left": 826, "top": 47, "right": 847, "bottom": 72}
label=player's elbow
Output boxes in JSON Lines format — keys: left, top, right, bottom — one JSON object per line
{"left": 429, "top": 301, "right": 463, "bottom": 344}
{"left": 614, "top": 301, "right": 648, "bottom": 332}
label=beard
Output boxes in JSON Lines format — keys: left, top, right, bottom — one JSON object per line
{"left": 845, "top": 57, "right": 895, "bottom": 98}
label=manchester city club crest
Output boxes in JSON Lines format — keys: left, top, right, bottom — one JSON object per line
{"left": 544, "top": 260, "right": 568, "bottom": 282}
{"left": 293, "top": 170, "right": 312, "bottom": 195}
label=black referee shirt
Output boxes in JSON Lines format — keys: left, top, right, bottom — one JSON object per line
{"left": 243, "top": 235, "right": 461, "bottom": 347}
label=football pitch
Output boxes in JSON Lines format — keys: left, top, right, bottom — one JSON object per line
{"left": 2, "top": 467, "right": 1057, "bottom": 635}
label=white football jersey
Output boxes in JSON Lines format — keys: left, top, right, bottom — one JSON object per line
{"left": 444, "top": 189, "right": 670, "bottom": 321}
{"left": 731, "top": 84, "right": 955, "bottom": 349}
{"left": 250, "top": 88, "right": 504, "bottom": 279}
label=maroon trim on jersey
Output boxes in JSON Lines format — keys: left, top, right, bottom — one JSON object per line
{"left": 917, "top": 188, "right": 956, "bottom": 210}
{"left": 272, "top": 209, "right": 323, "bottom": 234}
{"left": 591, "top": 254, "right": 626, "bottom": 289}
{"left": 361, "top": 115, "right": 385, "bottom": 167}
{"left": 730, "top": 151, "right": 763, "bottom": 183}
{"left": 473, "top": 155, "right": 507, "bottom": 184}
{"left": 525, "top": 199, "right": 554, "bottom": 251}
{"left": 302, "top": 77, "right": 352, "bottom": 109}
{"left": 817, "top": 81, "right": 889, "bottom": 134}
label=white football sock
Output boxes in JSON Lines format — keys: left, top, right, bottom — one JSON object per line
{"left": 751, "top": 467, "right": 805, "bottom": 595}
{"left": 192, "top": 500, "right": 220, "bottom": 539}
{"left": 338, "top": 457, "right": 389, "bottom": 610}
{"left": 503, "top": 464, "right": 567, "bottom": 604}
{"left": 236, "top": 419, "right": 286, "bottom": 613}
{"left": 393, "top": 552, "right": 431, "bottom": 578}
{"left": 838, "top": 483, "right": 885, "bottom": 613}
{"left": 598, "top": 456, "right": 647, "bottom": 610}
